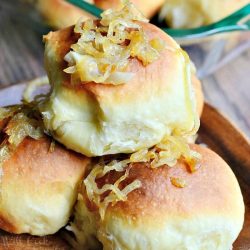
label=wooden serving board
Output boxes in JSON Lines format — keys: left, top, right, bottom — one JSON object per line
{"left": 0, "top": 85, "right": 249, "bottom": 249}
{"left": 199, "top": 104, "right": 250, "bottom": 250}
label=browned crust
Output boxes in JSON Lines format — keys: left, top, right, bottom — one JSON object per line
{"left": 0, "top": 216, "right": 17, "bottom": 234}
{"left": 44, "top": 22, "right": 178, "bottom": 101}
{"left": 2, "top": 137, "right": 88, "bottom": 184}
{"left": 0, "top": 137, "right": 90, "bottom": 234}
{"left": 91, "top": 145, "right": 243, "bottom": 223}
{"left": 44, "top": 22, "right": 204, "bottom": 115}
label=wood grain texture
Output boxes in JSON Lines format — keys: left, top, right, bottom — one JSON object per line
{"left": 0, "top": 231, "right": 70, "bottom": 250}
{"left": 0, "top": 0, "right": 46, "bottom": 86}
{"left": 199, "top": 104, "right": 250, "bottom": 250}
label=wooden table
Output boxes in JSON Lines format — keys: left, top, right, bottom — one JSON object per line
{"left": 0, "top": 0, "right": 250, "bottom": 139}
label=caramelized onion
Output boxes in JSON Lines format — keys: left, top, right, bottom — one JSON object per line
{"left": 84, "top": 159, "right": 141, "bottom": 220}
{"left": 0, "top": 104, "right": 44, "bottom": 167}
{"left": 170, "top": 177, "right": 187, "bottom": 188}
{"left": 84, "top": 134, "right": 200, "bottom": 219}
{"left": 64, "top": 0, "right": 165, "bottom": 85}
{"left": 130, "top": 135, "right": 201, "bottom": 168}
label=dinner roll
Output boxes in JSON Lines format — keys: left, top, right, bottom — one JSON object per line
{"left": 160, "top": 0, "right": 249, "bottom": 28}
{"left": 0, "top": 137, "right": 90, "bottom": 236}
{"left": 95, "top": 0, "right": 165, "bottom": 20}
{"left": 70, "top": 144, "right": 245, "bottom": 250}
{"left": 41, "top": 20, "right": 201, "bottom": 157}
{"left": 35, "top": 0, "right": 165, "bottom": 29}
{"left": 35, "top": 0, "right": 94, "bottom": 29}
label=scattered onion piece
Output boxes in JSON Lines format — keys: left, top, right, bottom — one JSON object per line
{"left": 171, "top": 177, "right": 187, "bottom": 188}
{"left": 186, "top": 157, "right": 201, "bottom": 173}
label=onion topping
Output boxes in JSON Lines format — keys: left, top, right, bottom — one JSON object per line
{"left": 170, "top": 177, "right": 186, "bottom": 188}
{"left": 130, "top": 135, "right": 201, "bottom": 168}
{"left": 0, "top": 104, "right": 44, "bottom": 168}
{"left": 84, "top": 134, "right": 200, "bottom": 219}
{"left": 64, "top": 0, "right": 165, "bottom": 85}
{"left": 84, "top": 159, "right": 141, "bottom": 220}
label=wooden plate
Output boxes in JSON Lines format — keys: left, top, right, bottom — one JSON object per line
{"left": 0, "top": 84, "right": 249, "bottom": 250}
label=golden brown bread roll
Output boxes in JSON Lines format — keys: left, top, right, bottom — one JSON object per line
{"left": 160, "top": 0, "right": 249, "bottom": 28}
{"left": 35, "top": 0, "right": 94, "bottom": 29}
{"left": 35, "top": 0, "right": 165, "bottom": 29}
{"left": 41, "top": 18, "right": 202, "bottom": 157}
{"left": 0, "top": 136, "right": 90, "bottom": 236}
{"left": 95, "top": 0, "right": 165, "bottom": 19}
{"left": 69, "top": 144, "right": 245, "bottom": 250}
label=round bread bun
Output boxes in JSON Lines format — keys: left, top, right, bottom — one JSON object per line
{"left": 95, "top": 0, "right": 165, "bottom": 20}
{"left": 35, "top": 0, "right": 94, "bottom": 29}
{"left": 71, "top": 144, "right": 245, "bottom": 250}
{"left": 42, "top": 21, "right": 202, "bottom": 157}
{"left": 0, "top": 136, "right": 90, "bottom": 236}
{"left": 35, "top": 0, "right": 165, "bottom": 29}
{"left": 160, "top": 0, "right": 249, "bottom": 29}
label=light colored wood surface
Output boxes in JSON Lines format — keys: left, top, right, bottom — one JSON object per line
{"left": 202, "top": 52, "right": 250, "bottom": 139}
